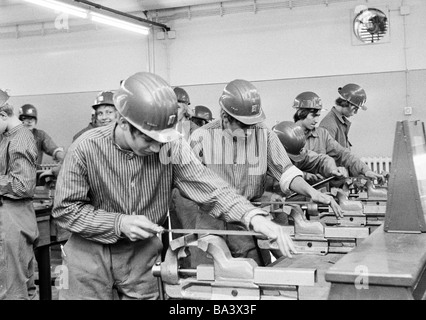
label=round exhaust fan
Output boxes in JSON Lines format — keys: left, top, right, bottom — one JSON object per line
{"left": 353, "top": 8, "right": 389, "bottom": 44}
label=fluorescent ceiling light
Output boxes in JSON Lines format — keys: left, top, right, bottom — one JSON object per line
{"left": 24, "top": 0, "right": 88, "bottom": 18}
{"left": 91, "top": 12, "right": 150, "bottom": 35}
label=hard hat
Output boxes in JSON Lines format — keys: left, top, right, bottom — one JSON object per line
{"left": 0, "top": 89, "right": 9, "bottom": 107}
{"left": 272, "top": 121, "right": 306, "bottom": 155}
{"left": 338, "top": 83, "right": 367, "bottom": 110}
{"left": 19, "top": 104, "right": 38, "bottom": 121}
{"left": 173, "top": 87, "right": 191, "bottom": 105}
{"left": 192, "top": 105, "right": 213, "bottom": 122}
{"left": 113, "top": 72, "right": 180, "bottom": 143}
{"left": 219, "top": 79, "right": 265, "bottom": 125}
{"left": 293, "top": 91, "right": 323, "bottom": 110}
{"left": 93, "top": 90, "right": 115, "bottom": 109}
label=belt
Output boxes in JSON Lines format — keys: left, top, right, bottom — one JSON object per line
{"left": 0, "top": 195, "right": 33, "bottom": 206}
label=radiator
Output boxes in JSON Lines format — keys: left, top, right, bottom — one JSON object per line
{"left": 361, "top": 156, "right": 392, "bottom": 173}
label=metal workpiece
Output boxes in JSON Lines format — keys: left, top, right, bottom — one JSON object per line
{"left": 153, "top": 234, "right": 317, "bottom": 300}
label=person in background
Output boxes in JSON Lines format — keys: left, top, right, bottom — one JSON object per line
{"left": 72, "top": 90, "right": 118, "bottom": 142}
{"left": 292, "top": 91, "right": 383, "bottom": 183}
{"left": 185, "top": 79, "right": 343, "bottom": 267}
{"left": 272, "top": 120, "right": 347, "bottom": 185}
{"left": 173, "top": 87, "right": 198, "bottom": 140}
{"left": 190, "top": 105, "right": 213, "bottom": 128}
{"left": 19, "top": 104, "right": 65, "bottom": 167}
{"left": 319, "top": 83, "right": 367, "bottom": 149}
{"left": 0, "top": 89, "right": 38, "bottom": 300}
{"left": 52, "top": 72, "right": 298, "bottom": 300}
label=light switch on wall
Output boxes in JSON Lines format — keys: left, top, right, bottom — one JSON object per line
{"left": 404, "top": 107, "right": 412, "bottom": 115}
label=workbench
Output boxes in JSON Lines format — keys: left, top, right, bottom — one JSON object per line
{"left": 34, "top": 199, "right": 68, "bottom": 300}
{"left": 271, "top": 253, "right": 345, "bottom": 299}
{"left": 324, "top": 225, "right": 426, "bottom": 300}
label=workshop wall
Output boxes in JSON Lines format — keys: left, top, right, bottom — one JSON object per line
{"left": 1, "top": 0, "right": 425, "bottom": 161}
{"left": 155, "top": 0, "right": 426, "bottom": 157}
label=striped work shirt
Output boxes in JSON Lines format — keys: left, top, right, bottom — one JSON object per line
{"left": 301, "top": 125, "right": 370, "bottom": 176}
{"left": 189, "top": 120, "right": 303, "bottom": 200}
{"left": 52, "top": 124, "right": 268, "bottom": 244}
{"left": 0, "top": 124, "right": 37, "bottom": 199}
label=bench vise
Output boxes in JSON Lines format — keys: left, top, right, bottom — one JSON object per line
{"left": 152, "top": 233, "right": 317, "bottom": 300}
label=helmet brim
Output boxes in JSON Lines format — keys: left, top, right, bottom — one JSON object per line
{"left": 221, "top": 104, "right": 266, "bottom": 125}
{"left": 139, "top": 126, "right": 182, "bottom": 143}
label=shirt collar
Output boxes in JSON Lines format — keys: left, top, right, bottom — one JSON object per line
{"left": 331, "top": 106, "right": 351, "bottom": 126}
{"left": 110, "top": 123, "right": 136, "bottom": 158}
{"left": 3, "top": 123, "right": 25, "bottom": 137}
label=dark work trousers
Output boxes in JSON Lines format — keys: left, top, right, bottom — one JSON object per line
{"left": 0, "top": 199, "right": 38, "bottom": 300}
{"left": 59, "top": 233, "right": 163, "bottom": 300}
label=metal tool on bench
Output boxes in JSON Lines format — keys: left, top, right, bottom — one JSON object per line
{"left": 253, "top": 189, "right": 369, "bottom": 228}
{"left": 152, "top": 232, "right": 317, "bottom": 300}
{"left": 345, "top": 177, "right": 388, "bottom": 226}
{"left": 256, "top": 206, "right": 369, "bottom": 255}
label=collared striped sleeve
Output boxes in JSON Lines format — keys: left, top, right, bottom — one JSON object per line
{"left": 0, "top": 126, "right": 37, "bottom": 198}
{"left": 52, "top": 141, "right": 122, "bottom": 244}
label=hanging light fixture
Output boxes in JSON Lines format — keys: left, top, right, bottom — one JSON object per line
{"left": 24, "top": 0, "right": 88, "bottom": 18}
{"left": 23, "top": 0, "right": 170, "bottom": 35}
{"left": 91, "top": 12, "right": 149, "bottom": 35}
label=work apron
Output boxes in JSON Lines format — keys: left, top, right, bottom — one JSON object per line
{"left": 0, "top": 198, "right": 38, "bottom": 300}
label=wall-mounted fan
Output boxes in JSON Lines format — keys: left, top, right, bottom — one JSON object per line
{"left": 352, "top": 6, "right": 389, "bottom": 45}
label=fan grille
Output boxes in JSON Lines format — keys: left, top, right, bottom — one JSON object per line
{"left": 354, "top": 8, "right": 389, "bottom": 43}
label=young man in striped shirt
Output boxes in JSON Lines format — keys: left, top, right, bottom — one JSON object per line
{"left": 0, "top": 90, "right": 38, "bottom": 300}
{"left": 52, "top": 72, "right": 304, "bottom": 300}
{"left": 186, "top": 80, "right": 343, "bottom": 267}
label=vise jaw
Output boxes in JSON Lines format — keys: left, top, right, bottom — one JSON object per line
{"left": 152, "top": 234, "right": 317, "bottom": 300}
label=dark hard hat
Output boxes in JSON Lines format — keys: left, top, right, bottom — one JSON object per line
{"left": 19, "top": 104, "right": 38, "bottom": 121}
{"left": 272, "top": 121, "right": 306, "bottom": 155}
{"left": 173, "top": 87, "right": 191, "bottom": 105}
{"left": 93, "top": 91, "right": 115, "bottom": 109}
{"left": 219, "top": 79, "right": 265, "bottom": 125}
{"left": 293, "top": 91, "right": 323, "bottom": 110}
{"left": 338, "top": 83, "right": 367, "bottom": 110}
{"left": 113, "top": 72, "right": 180, "bottom": 143}
{"left": 193, "top": 105, "right": 213, "bottom": 122}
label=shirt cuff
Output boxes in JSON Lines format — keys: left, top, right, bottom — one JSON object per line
{"left": 52, "top": 147, "right": 65, "bottom": 161}
{"left": 114, "top": 213, "right": 125, "bottom": 238}
{"left": 242, "top": 208, "right": 270, "bottom": 230}
{"left": 279, "top": 165, "right": 304, "bottom": 194}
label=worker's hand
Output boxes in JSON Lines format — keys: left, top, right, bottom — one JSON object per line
{"left": 310, "top": 190, "right": 344, "bottom": 218}
{"left": 304, "top": 172, "right": 324, "bottom": 184}
{"left": 250, "top": 214, "right": 297, "bottom": 258}
{"left": 119, "top": 215, "right": 164, "bottom": 241}
{"left": 365, "top": 170, "right": 385, "bottom": 184}
{"left": 330, "top": 166, "right": 348, "bottom": 178}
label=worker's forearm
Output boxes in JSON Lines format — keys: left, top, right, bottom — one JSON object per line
{"left": 288, "top": 176, "right": 317, "bottom": 198}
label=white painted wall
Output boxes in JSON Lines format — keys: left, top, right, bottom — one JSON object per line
{"left": 0, "top": 0, "right": 425, "bottom": 160}
{"left": 153, "top": 0, "right": 426, "bottom": 157}
{"left": 0, "top": 28, "right": 149, "bottom": 95}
